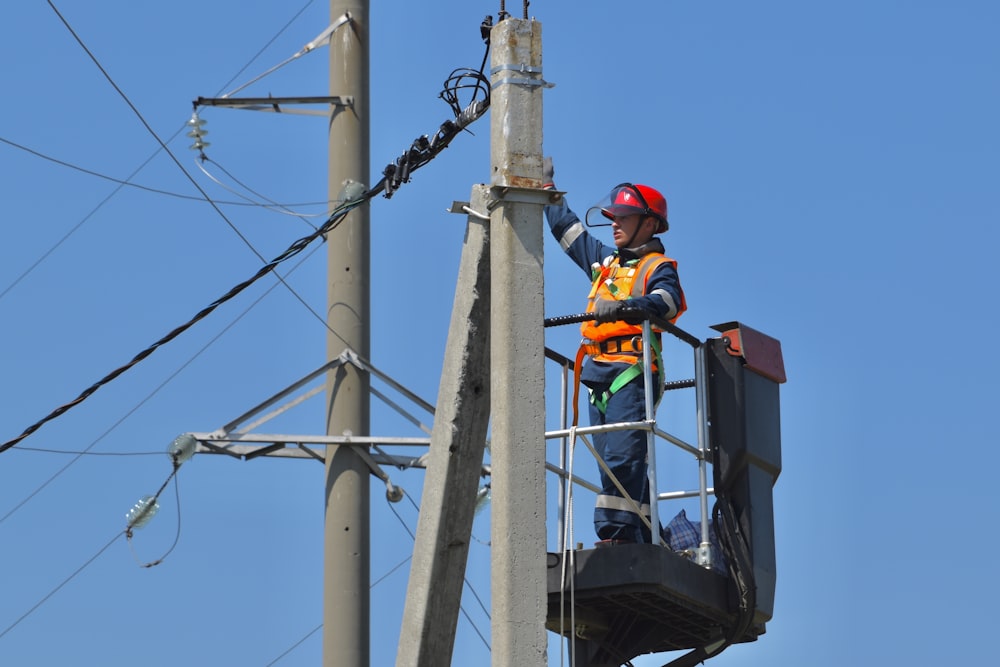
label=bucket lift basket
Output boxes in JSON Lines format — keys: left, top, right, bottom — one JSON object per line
{"left": 544, "top": 319, "right": 785, "bottom": 667}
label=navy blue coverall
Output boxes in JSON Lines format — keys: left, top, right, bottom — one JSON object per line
{"left": 544, "top": 197, "right": 684, "bottom": 543}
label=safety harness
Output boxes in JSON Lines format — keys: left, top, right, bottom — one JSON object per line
{"left": 571, "top": 252, "right": 678, "bottom": 426}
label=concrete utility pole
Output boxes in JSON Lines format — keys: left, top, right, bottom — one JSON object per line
{"left": 395, "top": 185, "right": 493, "bottom": 667}
{"left": 324, "top": 2, "right": 370, "bottom": 667}
{"left": 489, "top": 18, "right": 548, "bottom": 667}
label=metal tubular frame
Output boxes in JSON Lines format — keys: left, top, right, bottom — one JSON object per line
{"left": 544, "top": 315, "right": 714, "bottom": 567}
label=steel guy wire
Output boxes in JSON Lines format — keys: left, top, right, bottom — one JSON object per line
{"left": 213, "top": 0, "right": 318, "bottom": 97}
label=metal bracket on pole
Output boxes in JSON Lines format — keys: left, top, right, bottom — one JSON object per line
{"left": 488, "top": 185, "right": 564, "bottom": 208}
{"left": 193, "top": 95, "right": 354, "bottom": 116}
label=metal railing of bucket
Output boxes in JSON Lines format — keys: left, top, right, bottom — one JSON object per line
{"left": 543, "top": 312, "right": 715, "bottom": 567}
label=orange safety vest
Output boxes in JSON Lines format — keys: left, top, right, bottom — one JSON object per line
{"left": 580, "top": 253, "right": 686, "bottom": 363}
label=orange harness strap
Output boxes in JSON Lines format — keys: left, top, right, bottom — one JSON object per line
{"left": 572, "top": 345, "right": 587, "bottom": 427}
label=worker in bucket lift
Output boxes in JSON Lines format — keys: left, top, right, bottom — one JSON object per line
{"left": 543, "top": 157, "right": 687, "bottom": 546}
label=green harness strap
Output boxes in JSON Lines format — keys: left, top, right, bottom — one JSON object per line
{"left": 590, "top": 334, "right": 664, "bottom": 415}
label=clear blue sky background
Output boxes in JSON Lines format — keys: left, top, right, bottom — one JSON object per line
{"left": 2, "top": 1, "right": 997, "bottom": 666}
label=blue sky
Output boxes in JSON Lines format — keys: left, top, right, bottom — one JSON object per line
{"left": 1, "top": 1, "right": 998, "bottom": 666}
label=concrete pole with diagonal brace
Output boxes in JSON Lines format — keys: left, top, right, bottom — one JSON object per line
{"left": 324, "top": 1, "right": 370, "bottom": 666}
{"left": 489, "top": 17, "right": 549, "bottom": 667}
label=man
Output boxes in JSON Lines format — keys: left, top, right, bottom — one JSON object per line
{"left": 543, "top": 158, "right": 686, "bottom": 545}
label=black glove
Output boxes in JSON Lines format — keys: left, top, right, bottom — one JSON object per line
{"left": 593, "top": 298, "right": 623, "bottom": 323}
{"left": 543, "top": 156, "right": 554, "bottom": 187}
{"left": 618, "top": 302, "right": 650, "bottom": 325}
{"left": 593, "top": 299, "right": 649, "bottom": 324}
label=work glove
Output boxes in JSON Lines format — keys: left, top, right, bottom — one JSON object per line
{"left": 593, "top": 298, "right": 623, "bottom": 323}
{"left": 593, "top": 299, "right": 650, "bottom": 324}
{"left": 618, "top": 302, "right": 650, "bottom": 325}
{"left": 542, "top": 156, "right": 555, "bottom": 188}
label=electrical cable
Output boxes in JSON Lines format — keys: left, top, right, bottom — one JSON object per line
{"left": 126, "top": 461, "right": 185, "bottom": 569}
{"left": 12, "top": 448, "right": 163, "bottom": 456}
{"left": 374, "top": 27, "right": 491, "bottom": 199}
{"left": 263, "top": 624, "right": 322, "bottom": 667}
{"left": 0, "top": 137, "right": 330, "bottom": 210}
{"left": 261, "top": 551, "right": 417, "bottom": 666}
{"left": 0, "top": 1, "right": 323, "bottom": 304}
{"left": 43, "top": 0, "right": 269, "bottom": 267}
{"left": 0, "top": 197, "right": 362, "bottom": 455}
{"left": 0, "top": 244, "right": 320, "bottom": 528}
{"left": 195, "top": 156, "right": 325, "bottom": 227}
{"left": 0, "top": 529, "right": 125, "bottom": 640}
{"left": 3, "top": 15, "right": 493, "bottom": 454}
{"left": 45, "top": 0, "right": 338, "bottom": 359}
{"left": 0, "top": 460, "right": 184, "bottom": 640}
{"left": 1, "top": 443, "right": 195, "bottom": 640}
{"left": 1, "top": 1, "right": 505, "bottom": 651}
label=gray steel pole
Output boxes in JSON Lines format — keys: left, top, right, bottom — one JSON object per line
{"left": 489, "top": 18, "right": 548, "bottom": 667}
{"left": 324, "top": 2, "right": 370, "bottom": 667}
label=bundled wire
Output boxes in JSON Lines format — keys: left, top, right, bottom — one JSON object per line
{"left": 373, "top": 19, "right": 492, "bottom": 199}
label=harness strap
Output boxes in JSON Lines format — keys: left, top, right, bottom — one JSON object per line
{"left": 589, "top": 334, "right": 665, "bottom": 415}
{"left": 591, "top": 362, "right": 644, "bottom": 414}
{"left": 581, "top": 335, "right": 646, "bottom": 357}
{"left": 572, "top": 345, "right": 587, "bottom": 427}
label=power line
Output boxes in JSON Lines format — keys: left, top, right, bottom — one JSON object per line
{"left": 42, "top": 0, "right": 334, "bottom": 345}
{"left": 0, "top": 136, "right": 330, "bottom": 209}
{"left": 0, "top": 197, "right": 360, "bottom": 454}
{"left": 44, "top": 0, "right": 269, "bottom": 266}
{"left": 12, "top": 448, "right": 163, "bottom": 456}
{"left": 0, "top": 529, "right": 124, "bottom": 640}
{"left": 397, "top": 491, "right": 491, "bottom": 650}
{"left": 196, "top": 156, "right": 326, "bottom": 227}
{"left": 263, "top": 553, "right": 415, "bottom": 665}
{"left": 1, "top": 0, "right": 322, "bottom": 304}
{"left": 265, "top": 490, "right": 491, "bottom": 666}
{"left": 0, "top": 244, "right": 322, "bottom": 528}
{"left": 2, "top": 9, "right": 490, "bottom": 456}
{"left": 0, "top": 455, "right": 189, "bottom": 640}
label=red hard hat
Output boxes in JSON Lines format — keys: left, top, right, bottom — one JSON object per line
{"left": 600, "top": 183, "right": 669, "bottom": 233}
